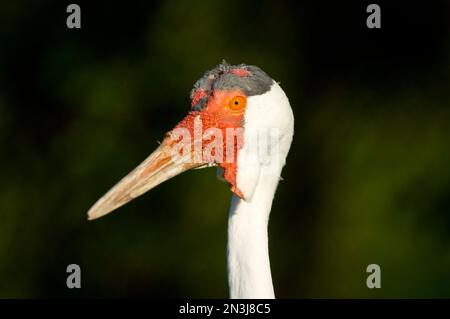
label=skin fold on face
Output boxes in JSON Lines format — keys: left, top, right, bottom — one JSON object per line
{"left": 169, "top": 88, "right": 248, "bottom": 197}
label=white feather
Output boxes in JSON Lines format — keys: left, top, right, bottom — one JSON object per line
{"left": 227, "top": 81, "right": 294, "bottom": 299}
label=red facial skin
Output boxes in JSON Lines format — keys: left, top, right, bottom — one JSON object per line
{"left": 171, "top": 89, "right": 246, "bottom": 197}
{"left": 229, "top": 68, "right": 251, "bottom": 77}
{"left": 191, "top": 89, "right": 208, "bottom": 106}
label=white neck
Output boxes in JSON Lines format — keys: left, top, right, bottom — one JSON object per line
{"left": 226, "top": 81, "right": 294, "bottom": 299}
{"left": 227, "top": 171, "right": 279, "bottom": 299}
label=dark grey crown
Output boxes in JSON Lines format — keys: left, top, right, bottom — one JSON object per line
{"left": 190, "top": 62, "right": 274, "bottom": 111}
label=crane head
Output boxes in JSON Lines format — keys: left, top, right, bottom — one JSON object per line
{"left": 87, "top": 62, "right": 294, "bottom": 220}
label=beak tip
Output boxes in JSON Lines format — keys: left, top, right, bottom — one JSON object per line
{"left": 87, "top": 207, "right": 108, "bottom": 221}
{"left": 87, "top": 202, "right": 116, "bottom": 221}
{"left": 87, "top": 210, "right": 97, "bottom": 221}
{"left": 87, "top": 205, "right": 104, "bottom": 221}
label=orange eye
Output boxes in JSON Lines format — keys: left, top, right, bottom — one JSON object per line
{"left": 228, "top": 96, "right": 247, "bottom": 113}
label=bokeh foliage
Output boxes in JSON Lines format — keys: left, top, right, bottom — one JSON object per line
{"left": 0, "top": 0, "right": 449, "bottom": 298}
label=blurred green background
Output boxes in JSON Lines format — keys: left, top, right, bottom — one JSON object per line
{"left": 0, "top": 0, "right": 449, "bottom": 298}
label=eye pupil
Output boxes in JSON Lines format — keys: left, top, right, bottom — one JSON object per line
{"left": 234, "top": 101, "right": 239, "bottom": 105}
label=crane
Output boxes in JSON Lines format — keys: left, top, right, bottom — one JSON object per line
{"left": 87, "top": 62, "right": 294, "bottom": 299}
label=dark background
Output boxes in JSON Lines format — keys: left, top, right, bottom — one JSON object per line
{"left": 0, "top": 0, "right": 449, "bottom": 298}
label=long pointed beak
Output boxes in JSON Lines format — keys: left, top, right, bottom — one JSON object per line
{"left": 87, "top": 137, "right": 201, "bottom": 220}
